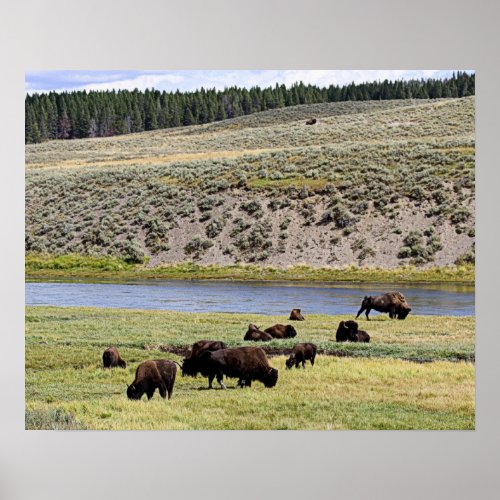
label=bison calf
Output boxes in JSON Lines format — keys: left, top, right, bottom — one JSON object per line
{"left": 244, "top": 324, "right": 273, "bottom": 342}
{"left": 285, "top": 343, "right": 317, "bottom": 369}
{"left": 102, "top": 347, "right": 126, "bottom": 369}
{"left": 264, "top": 324, "right": 297, "bottom": 339}
{"left": 289, "top": 309, "right": 305, "bottom": 321}
{"left": 336, "top": 320, "right": 370, "bottom": 343}
{"left": 181, "top": 340, "right": 227, "bottom": 378}
{"left": 199, "top": 346, "right": 278, "bottom": 389}
{"left": 127, "top": 359, "right": 176, "bottom": 400}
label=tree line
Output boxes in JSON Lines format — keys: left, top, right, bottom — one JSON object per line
{"left": 25, "top": 72, "right": 474, "bottom": 144}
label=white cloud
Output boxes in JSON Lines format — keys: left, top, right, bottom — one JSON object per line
{"left": 26, "top": 70, "right": 465, "bottom": 94}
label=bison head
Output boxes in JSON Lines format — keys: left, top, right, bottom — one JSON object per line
{"left": 118, "top": 359, "right": 127, "bottom": 369}
{"left": 181, "top": 357, "right": 199, "bottom": 377}
{"left": 285, "top": 355, "right": 295, "bottom": 369}
{"left": 285, "top": 325, "right": 297, "bottom": 338}
{"left": 263, "top": 367, "right": 278, "bottom": 388}
{"left": 397, "top": 307, "right": 411, "bottom": 320}
{"left": 126, "top": 384, "right": 142, "bottom": 400}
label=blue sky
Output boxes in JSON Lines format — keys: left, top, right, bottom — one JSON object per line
{"left": 25, "top": 70, "right": 470, "bottom": 94}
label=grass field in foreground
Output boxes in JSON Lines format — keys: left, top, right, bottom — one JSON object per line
{"left": 26, "top": 306, "right": 475, "bottom": 430}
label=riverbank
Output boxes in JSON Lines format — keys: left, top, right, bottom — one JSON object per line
{"left": 26, "top": 253, "right": 475, "bottom": 284}
{"left": 25, "top": 306, "right": 475, "bottom": 430}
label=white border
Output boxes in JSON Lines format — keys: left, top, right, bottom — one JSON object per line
{"left": 1, "top": 1, "right": 499, "bottom": 499}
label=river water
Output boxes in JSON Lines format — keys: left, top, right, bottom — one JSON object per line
{"left": 25, "top": 280, "right": 475, "bottom": 316}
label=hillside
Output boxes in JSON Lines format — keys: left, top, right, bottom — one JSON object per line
{"left": 25, "top": 97, "right": 475, "bottom": 270}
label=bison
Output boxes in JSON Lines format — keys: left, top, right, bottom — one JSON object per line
{"left": 285, "top": 343, "right": 317, "bottom": 369}
{"left": 102, "top": 347, "right": 126, "bottom": 369}
{"left": 264, "top": 324, "right": 297, "bottom": 339}
{"left": 126, "top": 359, "right": 176, "bottom": 400}
{"left": 198, "top": 346, "right": 278, "bottom": 389}
{"left": 356, "top": 292, "right": 411, "bottom": 320}
{"left": 181, "top": 340, "right": 227, "bottom": 377}
{"left": 305, "top": 118, "right": 317, "bottom": 125}
{"left": 336, "top": 320, "right": 370, "bottom": 343}
{"left": 289, "top": 309, "right": 305, "bottom": 321}
{"left": 244, "top": 324, "right": 273, "bottom": 342}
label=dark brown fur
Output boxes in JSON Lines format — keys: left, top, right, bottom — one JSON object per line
{"left": 305, "top": 118, "right": 317, "bottom": 125}
{"left": 264, "top": 324, "right": 297, "bottom": 339}
{"left": 336, "top": 320, "right": 370, "bottom": 343}
{"left": 285, "top": 343, "right": 317, "bottom": 369}
{"left": 244, "top": 324, "right": 273, "bottom": 342}
{"left": 199, "top": 346, "right": 278, "bottom": 389}
{"left": 102, "top": 347, "right": 126, "bottom": 369}
{"left": 127, "top": 360, "right": 176, "bottom": 400}
{"left": 181, "top": 340, "right": 227, "bottom": 377}
{"left": 356, "top": 291, "right": 411, "bottom": 320}
{"left": 289, "top": 309, "right": 305, "bottom": 321}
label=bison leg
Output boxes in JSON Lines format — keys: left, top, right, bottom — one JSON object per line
{"left": 302, "top": 361, "right": 306, "bottom": 369}
{"left": 217, "top": 373, "right": 227, "bottom": 390}
{"left": 208, "top": 374, "right": 215, "bottom": 389}
{"left": 146, "top": 388, "right": 155, "bottom": 400}
{"left": 311, "top": 355, "right": 315, "bottom": 366}
{"left": 158, "top": 383, "right": 167, "bottom": 399}
{"left": 365, "top": 308, "right": 371, "bottom": 320}
{"left": 355, "top": 306, "right": 365, "bottom": 319}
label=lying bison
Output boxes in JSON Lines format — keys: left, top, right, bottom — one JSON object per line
{"left": 127, "top": 359, "right": 176, "bottom": 400}
{"left": 181, "top": 340, "right": 227, "bottom": 377}
{"left": 336, "top": 320, "right": 370, "bottom": 343}
{"left": 285, "top": 343, "right": 317, "bottom": 369}
{"left": 199, "top": 346, "right": 278, "bottom": 389}
{"left": 244, "top": 324, "right": 273, "bottom": 342}
{"left": 289, "top": 309, "right": 305, "bottom": 321}
{"left": 305, "top": 118, "right": 317, "bottom": 125}
{"left": 102, "top": 347, "right": 126, "bottom": 369}
{"left": 265, "top": 324, "right": 297, "bottom": 339}
{"left": 356, "top": 292, "right": 411, "bottom": 320}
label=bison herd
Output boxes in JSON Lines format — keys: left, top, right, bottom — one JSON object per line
{"left": 102, "top": 292, "right": 411, "bottom": 401}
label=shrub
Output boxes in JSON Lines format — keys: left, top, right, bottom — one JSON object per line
{"left": 25, "top": 408, "right": 86, "bottom": 430}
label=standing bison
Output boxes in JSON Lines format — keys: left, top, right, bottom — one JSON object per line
{"left": 198, "top": 346, "right": 278, "bottom": 389}
{"left": 285, "top": 343, "right": 317, "bottom": 369}
{"left": 264, "top": 324, "right": 297, "bottom": 339}
{"left": 289, "top": 309, "right": 305, "bottom": 321}
{"left": 356, "top": 292, "right": 411, "bottom": 320}
{"left": 102, "top": 347, "right": 126, "bottom": 369}
{"left": 336, "top": 320, "right": 370, "bottom": 343}
{"left": 181, "top": 340, "right": 227, "bottom": 377}
{"left": 244, "top": 324, "right": 273, "bottom": 342}
{"left": 127, "top": 359, "right": 176, "bottom": 400}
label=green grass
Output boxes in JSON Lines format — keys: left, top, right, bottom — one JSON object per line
{"left": 26, "top": 306, "right": 475, "bottom": 430}
{"left": 26, "top": 253, "right": 475, "bottom": 283}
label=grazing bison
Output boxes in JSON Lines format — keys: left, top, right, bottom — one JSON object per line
{"left": 244, "top": 324, "right": 273, "bottom": 342}
{"left": 305, "top": 118, "right": 317, "bottom": 125}
{"left": 356, "top": 292, "right": 411, "bottom": 320}
{"left": 289, "top": 309, "right": 305, "bottom": 321}
{"left": 127, "top": 359, "right": 176, "bottom": 400}
{"left": 336, "top": 320, "right": 370, "bottom": 343}
{"left": 102, "top": 347, "right": 126, "bottom": 369}
{"left": 181, "top": 340, "right": 227, "bottom": 377}
{"left": 199, "top": 346, "right": 278, "bottom": 389}
{"left": 264, "top": 324, "right": 297, "bottom": 339}
{"left": 285, "top": 343, "right": 317, "bottom": 369}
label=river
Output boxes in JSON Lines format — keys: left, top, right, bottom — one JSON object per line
{"left": 25, "top": 279, "right": 475, "bottom": 316}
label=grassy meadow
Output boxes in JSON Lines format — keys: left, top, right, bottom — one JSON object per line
{"left": 25, "top": 306, "right": 475, "bottom": 430}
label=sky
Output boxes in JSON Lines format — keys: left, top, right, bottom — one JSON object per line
{"left": 25, "top": 70, "right": 471, "bottom": 94}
